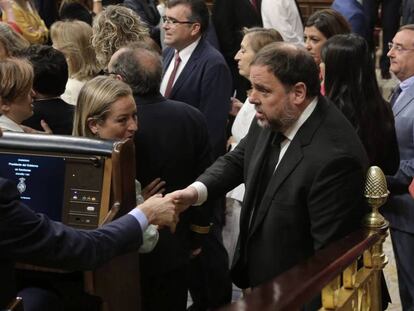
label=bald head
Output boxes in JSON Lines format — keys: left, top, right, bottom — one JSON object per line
{"left": 108, "top": 45, "right": 163, "bottom": 96}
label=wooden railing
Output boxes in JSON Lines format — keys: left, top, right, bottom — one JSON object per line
{"left": 218, "top": 167, "right": 389, "bottom": 311}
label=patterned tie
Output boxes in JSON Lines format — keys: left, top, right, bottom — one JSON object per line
{"left": 390, "top": 85, "right": 402, "bottom": 108}
{"left": 164, "top": 51, "right": 181, "bottom": 98}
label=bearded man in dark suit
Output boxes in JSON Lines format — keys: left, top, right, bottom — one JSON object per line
{"left": 169, "top": 42, "right": 368, "bottom": 290}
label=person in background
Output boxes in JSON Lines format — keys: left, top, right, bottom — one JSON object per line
{"left": 59, "top": 1, "right": 93, "bottom": 25}
{"left": 321, "top": 33, "right": 399, "bottom": 175}
{"left": 304, "top": 9, "right": 351, "bottom": 67}
{"left": 50, "top": 20, "right": 101, "bottom": 106}
{"left": 0, "top": 21, "right": 29, "bottom": 59}
{"left": 22, "top": 45, "right": 74, "bottom": 135}
{"left": 91, "top": 5, "right": 150, "bottom": 69}
{"left": 0, "top": 0, "right": 48, "bottom": 43}
{"left": 108, "top": 43, "right": 215, "bottom": 311}
{"left": 320, "top": 32, "right": 398, "bottom": 311}
{"left": 123, "top": 0, "right": 161, "bottom": 46}
{"left": 0, "top": 58, "right": 35, "bottom": 133}
{"left": 225, "top": 27, "right": 282, "bottom": 264}
{"left": 363, "top": 0, "right": 401, "bottom": 79}
{"left": 383, "top": 24, "right": 414, "bottom": 311}
{"left": 211, "top": 0, "right": 262, "bottom": 106}
{"left": 331, "top": 0, "right": 368, "bottom": 40}
{"left": 304, "top": 9, "right": 350, "bottom": 95}
{"left": 260, "top": 0, "right": 303, "bottom": 44}
{"left": 402, "top": 0, "right": 414, "bottom": 25}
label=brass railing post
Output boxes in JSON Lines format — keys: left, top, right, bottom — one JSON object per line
{"left": 362, "top": 166, "right": 390, "bottom": 311}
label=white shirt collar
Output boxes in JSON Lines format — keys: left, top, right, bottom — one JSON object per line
{"left": 283, "top": 97, "right": 318, "bottom": 141}
{"left": 175, "top": 37, "right": 201, "bottom": 64}
{"left": 0, "top": 115, "right": 25, "bottom": 132}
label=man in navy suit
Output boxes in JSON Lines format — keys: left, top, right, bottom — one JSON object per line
{"left": 108, "top": 43, "right": 227, "bottom": 310}
{"left": 0, "top": 136, "right": 176, "bottom": 310}
{"left": 170, "top": 42, "right": 368, "bottom": 294}
{"left": 161, "top": 0, "right": 232, "bottom": 159}
{"left": 383, "top": 24, "right": 414, "bottom": 311}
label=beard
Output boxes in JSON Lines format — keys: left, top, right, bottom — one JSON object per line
{"left": 256, "top": 98, "right": 300, "bottom": 132}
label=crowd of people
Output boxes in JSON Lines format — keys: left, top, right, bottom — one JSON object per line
{"left": 0, "top": 0, "right": 414, "bottom": 310}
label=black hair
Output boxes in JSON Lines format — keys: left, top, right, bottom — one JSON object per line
{"left": 167, "top": 0, "right": 209, "bottom": 33}
{"left": 305, "top": 9, "right": 350, "bottom": 39}
{"left": 24, "top": 45, "right": 69, "bottom": 97}
{"left": 59, "top": 3, "right": 93, "bottom": 25}
{"left": 252, "top": 42, "right": 320, "bottom": 98}
{"left": 321, "top": 33, "right": 396, "bottom": 167}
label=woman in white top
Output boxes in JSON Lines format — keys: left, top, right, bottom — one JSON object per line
{"left": 50, "top": 20, "right": 101, "bottom": 106}
{"left": 224, "top": 27, "right": 283, "bottom": 264}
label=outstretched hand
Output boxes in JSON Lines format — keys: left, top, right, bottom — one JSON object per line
{"left": 166, "top": 186, "right": 198, "bottom": 214}
{"left": 138, "top": 194, "right": 177, "bottom": 233}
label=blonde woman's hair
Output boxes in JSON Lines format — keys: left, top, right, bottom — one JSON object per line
{"left": 0, "top": 58, "right": 33, "bottom": 104}
{"left": 91, "top": 5, "right": 149, "bottom": 68}
{"left": 51, "top": 20, "right": 100, "bottom": 80}
{"left": 0, "top": 22, "right": 30, "bottom": 58}
{"left": 73, "top": 75, "right": 133, "bottom": 138}
{"left": 243, "top": 27, "right": 284, "bottom": 54}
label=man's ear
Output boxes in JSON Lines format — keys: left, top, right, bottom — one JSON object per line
{"left": 87, "top": 117, "right": 99, "bottom": 136}
{"left": 114, "top": 74, "right": 123, "bottom": 81}
{"left": 291, "top": 82, "right": 307, "bottom": 106}
{"left": 0, "top": 100, "right": 11, "bottom": 114}
{"left": 190, "top": 23, "right": 201, "bottom": 36}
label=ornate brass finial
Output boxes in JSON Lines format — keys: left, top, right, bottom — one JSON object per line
{"left": 363, "top": 166, "right": 389, "bottom": 228}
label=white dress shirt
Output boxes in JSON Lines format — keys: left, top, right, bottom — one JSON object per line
{"left": 160, "top": 37, "right": 201, "bottom": 96}
{"left": 193, "top": 97, "right": 318, "bottom": 205}
{"left": 261, "top": 0, "right": 304, "bottom": 44}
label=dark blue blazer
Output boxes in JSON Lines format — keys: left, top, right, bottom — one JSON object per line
{"left": 162, "top": 38, "right": 232, "bottom": 159}
{"left": 0, "top": 177, "right": 142, "bottom": 308}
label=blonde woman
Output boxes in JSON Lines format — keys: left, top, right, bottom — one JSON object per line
{"left": 0, "top": 21, "right": 29, "bottom": 59}
{"left": 74, "top": 76, "right": 165, "bottom": 252}
{"left": 91, "top": 5, "right": 149, "bottom": 68}
{"left": 0, "top": 0, "right": 48, "bottom": 43}
{"left": 51, "top": 20, "right": 101, "bottom": 106}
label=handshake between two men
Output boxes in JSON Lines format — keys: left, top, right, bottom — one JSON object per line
{"left": 137, "top": 186, "right": 198, "bottom": 232}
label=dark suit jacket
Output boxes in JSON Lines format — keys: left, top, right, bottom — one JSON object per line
{"left": 22, "top": 98, "right": 74, "bottom": 135}
{"left": 0, "top": 177, "right": 143, "bottom": 308}
{"left": 163, "top": 38, "right": 232, "bottom": 159}
{"left": 134, "top": 93, "right": 214, "bottom": 275}
{"left": 198, "top": 96, "right": 369, "bottom": 288}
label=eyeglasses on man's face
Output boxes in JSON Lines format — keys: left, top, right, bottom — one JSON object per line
{"left": 162, "top": 16, "right": 196, "bottom": 25}
{"left": 388, "top": 42, "right": 414, "bottom": 53}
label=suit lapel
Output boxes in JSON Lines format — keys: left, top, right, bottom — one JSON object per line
{"left": 239, "top": 128, "right": 272, "bottom": 235}
{"left": 168, "top": 40, "right": 204, "bottom": 98}
{"left": 247, "top": 141, "right": 303, "bottom": 238}
{"left": 246, "top": 97, "right": 328, "bottom": 239}
{"left": 162, "top": 48, "right": 174, "bottom": 78}
{"left": 393, "top": 86, "right": 414, "bottom": 117}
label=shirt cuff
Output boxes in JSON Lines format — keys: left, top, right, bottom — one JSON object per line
{"left": 190, "top": 181, "right": 208, "bottom": 206}
{"left": 128, "top": 208, "right": 149, "bottom": 232}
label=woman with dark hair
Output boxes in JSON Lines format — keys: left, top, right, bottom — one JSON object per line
{"left": 304, "top": 9, "right": 351, "bottom": 65}
{"left": 321, "top": 33, "right": 399, "bottom": 175}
